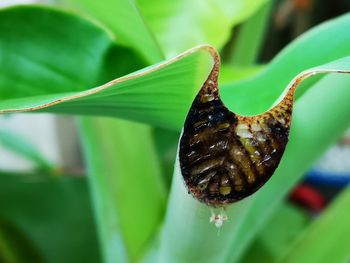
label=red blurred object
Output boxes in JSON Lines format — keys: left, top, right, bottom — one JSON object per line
{"left": 293, "top": 0, "right": 312, "bottom": 12}
{"left": 289, "top": 184, "right": 327, "bottom": 213}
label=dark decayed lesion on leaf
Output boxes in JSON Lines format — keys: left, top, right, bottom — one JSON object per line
{"left": 179, "top": 46, "right": 295, "bottom": 207}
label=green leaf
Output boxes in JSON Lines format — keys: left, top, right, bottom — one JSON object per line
{"left": 153, "top": 127, "right": 181, "bottom": 188}
{"left": 79, "top": 117, "right": 166, "bottom": 262}
{"left": 219, "top": 64, "right": 263, "bottom": 85}
{"left": 136, "top": 0, "right": 270, "bottom": 57}
{"left": 59, "top": 0, "right": 164, "bottom": 63}
{"left": 241, "top": 203, "right": 309, "bottom": 263}
{"left": 0, "top": 7, "right": 213, "bottom": 130}
{"left": 0, "top": 172, "right": 101, "bottom": 263}
{"left": 221, "top": 12, "right": 350, "bottom": 115}
{"left": 0, "top": 6, "right": 165, "bottom": 261}
{"left": 0, "top": 129, "right": 52, "bottom": 171}
{"left": 0, "top": 5, "right": 145, "bottom": 100}
{"left": 228, "top": 1, "right": 272, "bottom": 65}
{"left": 0, "top": 217, "right": 44, "bottom": 263}
{"left": 0, "top": 6, "right": 215, "bottom": 131}
{"left": 277, "top": 187, "right": 350, "bottom": 263}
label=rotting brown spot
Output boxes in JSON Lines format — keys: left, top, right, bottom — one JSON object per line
{"left": 179, "top": 47, "right": 294, "bottom": 207}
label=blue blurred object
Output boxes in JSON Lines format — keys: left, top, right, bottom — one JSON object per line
{"left": 306, "top": 169, "right": 350, "bottom": 186}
